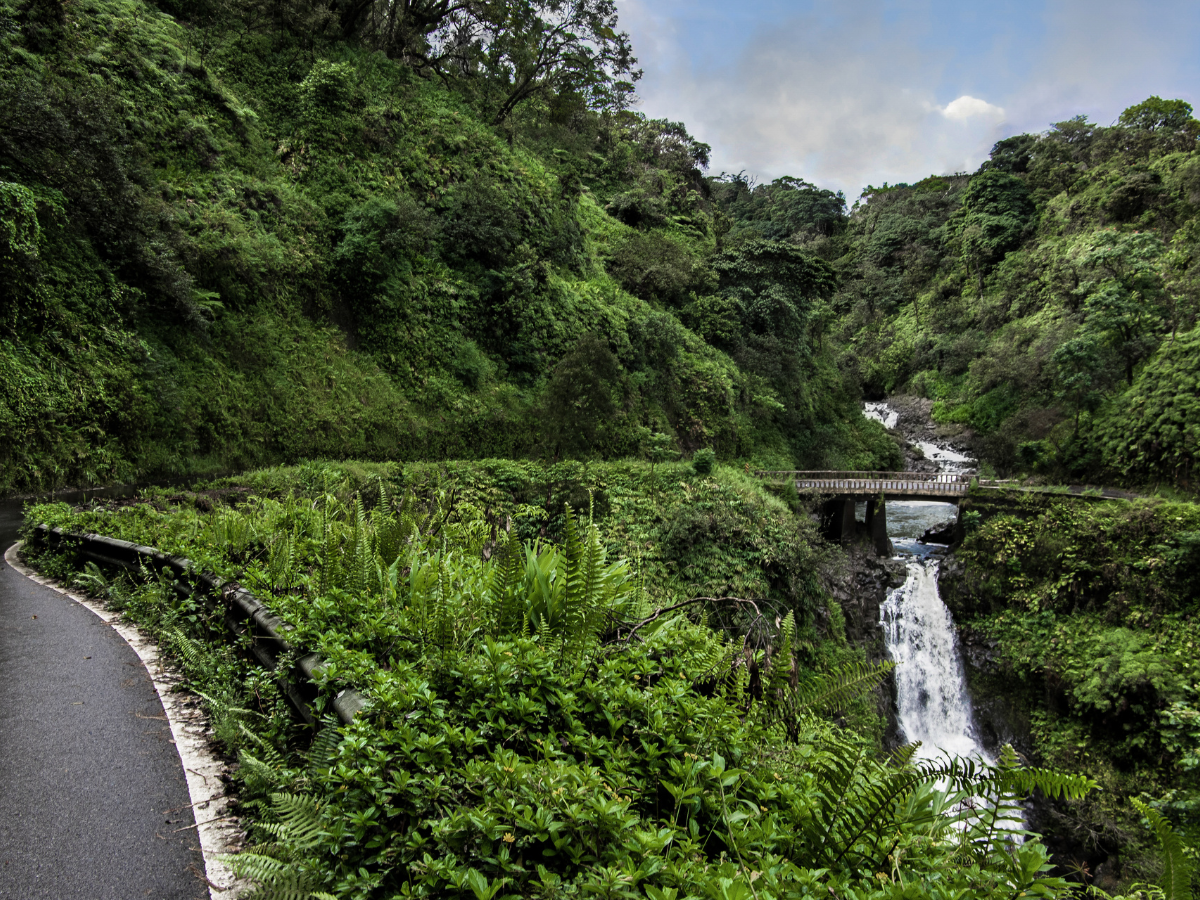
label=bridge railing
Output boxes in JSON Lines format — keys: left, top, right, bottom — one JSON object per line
{"left": 753, "top": 470, "right": 973, "bottom": 495}
{"left": 755, "top": 470, "right": 972, "bottom": 485}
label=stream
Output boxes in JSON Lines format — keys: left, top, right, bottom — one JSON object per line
{"left": 864, "top": 402, "right": 990, "bottom": 764}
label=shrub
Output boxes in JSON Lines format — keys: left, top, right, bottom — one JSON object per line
{"left": 605, "top": 231, "right": 714, "bottom": 306}
{"left": 691, "top": 447, "right": 715, "bottom": 476}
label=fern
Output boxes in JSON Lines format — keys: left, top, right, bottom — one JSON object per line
{"left": 763, "top": 659, "right": 896, "bottom": 738}
{"left": 265, "top": 531, "right": 295, "bottom": 592}
{"left": 239, "top": 750, "right": 284, "bottom": 793}
{"left": 1134, "top": 798, "right": 1194, "bottom": 900}
{"left": 222, "top": 853, "right": 332, "bottom": 900}
{"left": 166, "top": 628, "right": 209, "bottom": 675}
{"left": 488, "top": 530, "right": 524, "bottom": 634}
{"left": 306, "top": 724, "right": 341, "bottom": 776}
{"left": 71, "top": 560, "right": 110, "bottom": 598}
{"left": 221, "top": 793, "right": 331, "bottom": 900}
{"left": 801, "top": 738, "right": 1097, "bottom": 873}
{"left": 259, "top": 792, "right": 323, "bottom": 850}
{"left": 561, "top": 507, "right": 601, "bottom": 663}
{"left": 237, "top": 723, "right": 289, "bottom": 791}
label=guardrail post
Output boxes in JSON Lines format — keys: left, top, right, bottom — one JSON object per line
{"left": 28, "top": 524, "right": 366, "bottom": 727}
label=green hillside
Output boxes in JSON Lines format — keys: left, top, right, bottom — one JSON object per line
{"left": 711, "top": 105, "right": 1200, "bottom": 490}
{"left": 0, "top": 0, "right": 898, "bottom": 495}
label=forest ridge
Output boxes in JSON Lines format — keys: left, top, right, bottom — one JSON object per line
{"left": 1, "top": 0, "right": 1197, "bottom": 494}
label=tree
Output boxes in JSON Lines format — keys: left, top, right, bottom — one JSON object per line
{"left": 543, "top": 333, "right": 626, "bottom": 457}
{"left": 958, "top": 169, "right": 1037, "bottom": 286}
{"left": 605, "top": 231, "right": 714, "bottom": 307}
{"left": 710, "top": 174, "right": 847, "bottom": 242}
{"left": 980, "top": 133, "right": 1037, "bottom": 174}
{"left": 1074, "top": 231, "right": 1169, "bottom": 385}
{"left": 1027, "top": 116, "right": 1097, "bottom": 200}
{"left": 326, "top": 0, "right": 640, "bottom": 123}
{"left": 711, "top": 240, "right": 836, "bottom": 348}
{"left": 479, "top": 0, "right": 640, "bottom": 124}
{"left": 1118, "top": 96, "right": 1196, "bottom": 132}
{"left": 330, "top": 0, "right": 474, "bottom": 68}
{"left": 1098, "top": 327, "right": 1200, "bottom": 488}
{"left": 1051, "top": 334, "right": 1106, "bottom": 433}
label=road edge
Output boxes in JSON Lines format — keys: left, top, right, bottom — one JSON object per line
{"left": 4, "top": 540, "right": 244, "bottom": 900}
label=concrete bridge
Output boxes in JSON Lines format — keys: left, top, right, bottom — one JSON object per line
{"left": 757, "top": 470, "right": 972, "bottom": 554}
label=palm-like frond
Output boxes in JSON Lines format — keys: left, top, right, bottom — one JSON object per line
{"left": 1134, "top": 798, "right": 1194, "bottom": 900}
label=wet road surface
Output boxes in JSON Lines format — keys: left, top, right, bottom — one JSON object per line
{"left": 1, "top": 504, "right": 206, "bottom": 899}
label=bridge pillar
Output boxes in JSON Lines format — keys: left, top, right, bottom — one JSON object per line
{"left": 865, "top": 498, "right": 892, "bottom": 556}
{"left": 819, "top": 497, "right": 858, "bottom": 543}
{"left": 839, "top": 497, "right": 856, "bottom": 544}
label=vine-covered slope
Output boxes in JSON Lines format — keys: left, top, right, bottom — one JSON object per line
{"left": 23, "top": 462, "right": 1097, "bottom": 899}
{"left": 0, "top": 0, "right": 897, "bottom": 494}
{"left": 942, "top": 490, "right": 1200, "bottom": 884}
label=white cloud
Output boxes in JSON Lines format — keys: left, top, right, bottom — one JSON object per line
{"left": 941, "top": 96, "right": 1006, "bottom": 122}
{"left": 626, "top": 1, "right": 1009, "bottom": 196}
{"left": 618, "top": 0, "right": 1199, "bottom": 197}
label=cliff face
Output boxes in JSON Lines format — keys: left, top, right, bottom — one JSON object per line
{"left": 826, "top": 538, "right": 908, "bottom": 745}
{"left": 0, "top": 0, "right": 902, "bottom": 496}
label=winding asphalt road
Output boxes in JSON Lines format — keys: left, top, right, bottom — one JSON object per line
{"left": 0, "top": 503, "right": 206, "bottom": 899}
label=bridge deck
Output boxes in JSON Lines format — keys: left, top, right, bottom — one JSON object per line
{"left": 757, "top": 470, "right": 971, "bottom": 499}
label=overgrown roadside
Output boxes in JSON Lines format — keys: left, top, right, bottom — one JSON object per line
{"left": 17, "top": 458, "right": 1101, "bottom": 900}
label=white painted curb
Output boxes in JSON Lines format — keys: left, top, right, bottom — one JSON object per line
{"left": 5, "top": 541, "right": 245, "bottom": 899}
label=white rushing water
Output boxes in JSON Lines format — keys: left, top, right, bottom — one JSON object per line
{"left": 863, "top": 401, "right": 990, "bottom": 764}
{"left": 863, "top": 401, "right": 899, "bottom": 430}
{"left": 881, "top": 560, "right": 988, "bottom": 761}
{"left": 913, "top": 441, "right": 975, "bottom": 475}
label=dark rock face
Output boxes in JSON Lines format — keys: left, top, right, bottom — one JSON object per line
{"left": 935, "top": 554, "right": 974, "bottom": 618}
{"left": 918, "top": 518, "right": 959, "bottom": 545}
{"left": 827, "top": 541, "right": 909, "bottom": 746}
{"left": 880, "top": 395, "right": 976, "bottom": 470}
{"left": 957, "top": 625, "right": 1034, "bottom": 759}
{"left": 939, "top": 553, "right": 1088, "bottom": 876}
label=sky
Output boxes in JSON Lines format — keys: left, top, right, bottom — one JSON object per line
{"left": 615, "top": 0, "right": 1200, "bottom": 200}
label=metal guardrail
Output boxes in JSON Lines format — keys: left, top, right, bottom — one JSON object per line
{"left": 30, "top": 524, "right": 366, "bottom": 726}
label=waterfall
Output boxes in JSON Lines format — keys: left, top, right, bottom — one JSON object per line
{"left": 881, "top": 560, "right": 989, "bottom": 762}
{"left": 864, "top": 401, "right": 989, "bottom": 763}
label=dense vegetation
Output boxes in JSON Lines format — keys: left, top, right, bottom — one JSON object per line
{"left": 23, "top": 462, "right": 1106, "bottom": 900}
{"left": 7, "top": 0, "right": 1200, "bottom": 895}
{"left": 708, "top": 100, "right": 1200, "bottom": 489}
{"left": 0, "top": 0, "right": 899, "bottom": 496}
{"left": 942, "top": 491, "right": 1200, "bottom": 888}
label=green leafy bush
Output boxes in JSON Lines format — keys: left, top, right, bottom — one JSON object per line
{"left": 691, "top": 447, "right": 716, "bottom": 476}
{"left": 24, "top": 475, "right": 1094, "bottom": 900}
{"left": 945, "top": 494, "right": 1200, "bottom": 881}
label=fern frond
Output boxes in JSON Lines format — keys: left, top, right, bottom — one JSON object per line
{"left": 262, "top": 792, "right": 323, "bottom": 851}
{"left": 221, "top": 851, "right": 291, "bottom": 881}
{"left": 306, "top": 725, "right": 341, "bottom": 775}
{"left": 220, "top": 852, "right": 322, "bottom": 900}
{"left": 239, "top": 750, "right": 283, "bottom": 791}
{"left": 239, "top": 723, "right": 287, "bottom": 766}
{"left": 166, "top": 629, "right": 208, "bottom": 672}
{"left": 996, "top": 764, "right": 1097, "bottom": 801}
{"left": 792, "top": 660, "right": 895, "bottom": 717}
{"left": 1133, "top": 798, "right": 1194, "bottom": 900}
{"left": 72, "top": 561, "right": 110, "bottom": 598}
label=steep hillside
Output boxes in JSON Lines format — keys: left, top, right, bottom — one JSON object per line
{"left": 713, "top": 103, "right": 1200, "bottom": 490}
{"left": 0, "top": 0, "right": 897, "bottom": 494}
